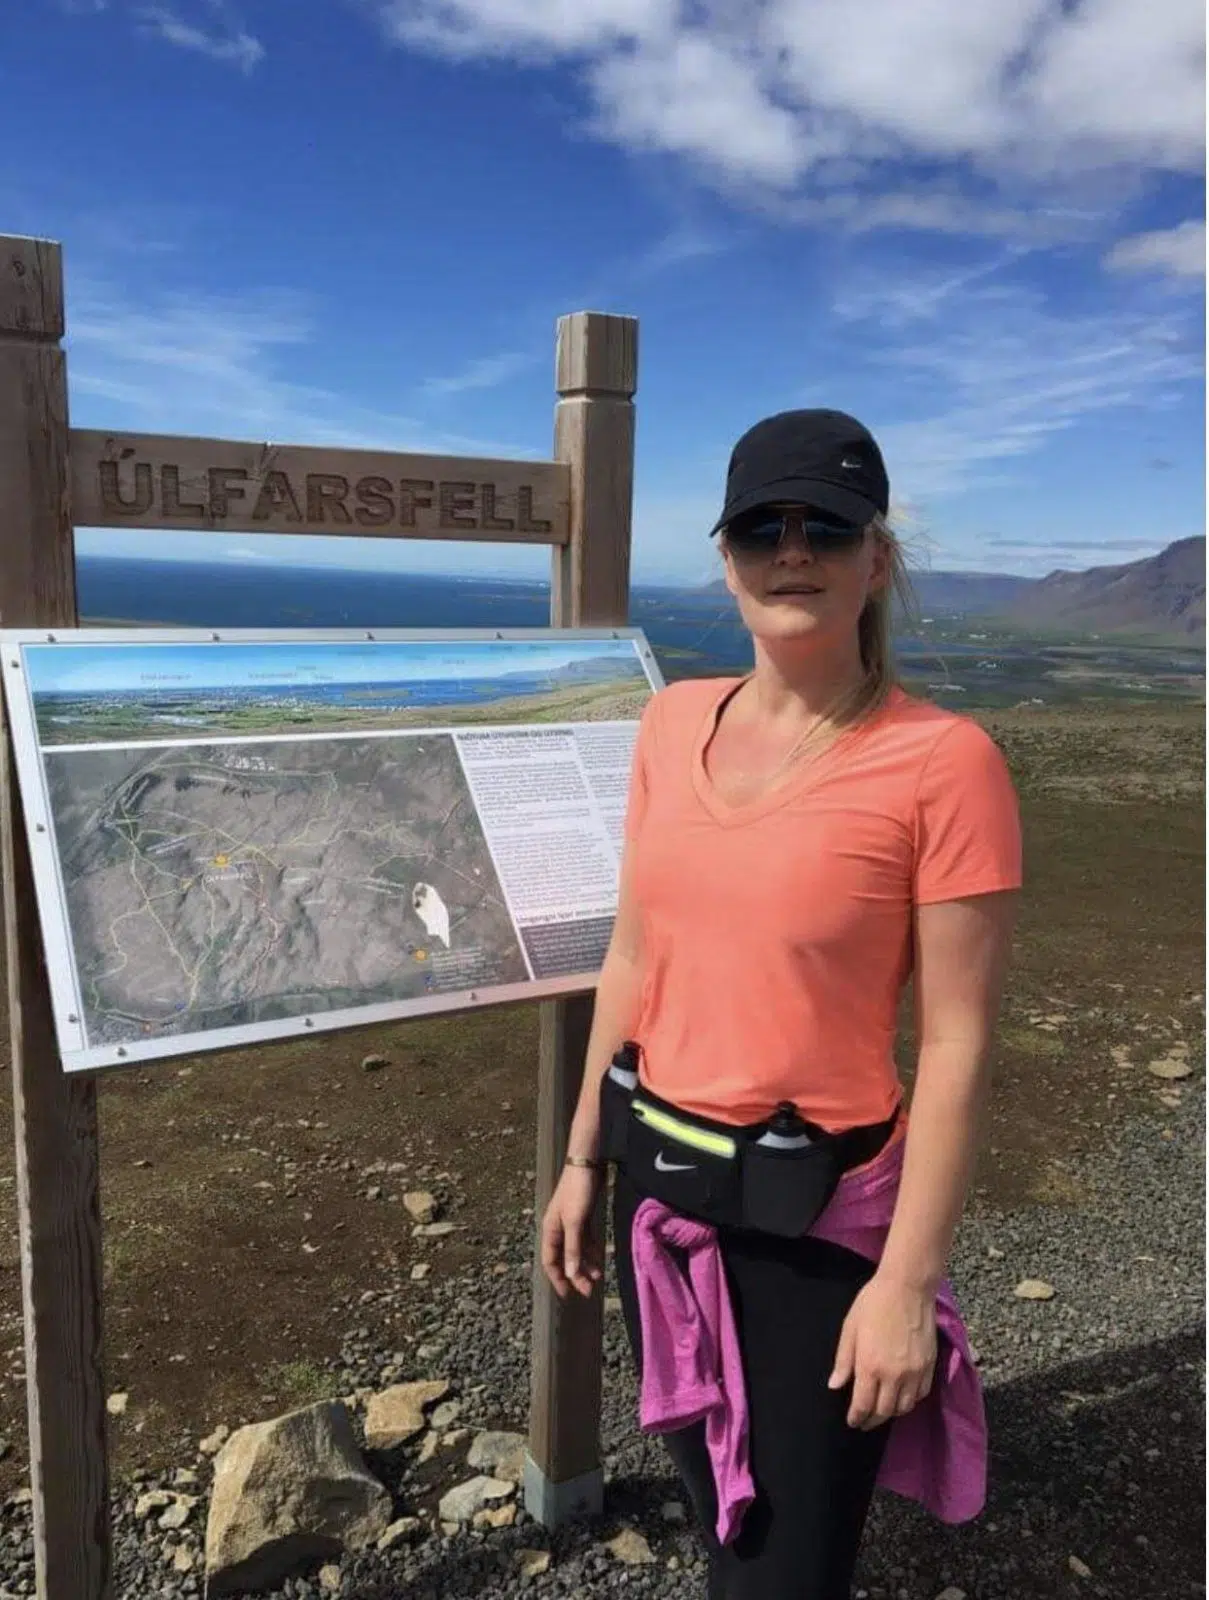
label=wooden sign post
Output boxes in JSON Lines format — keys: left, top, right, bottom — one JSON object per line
{"left": 0, "top": 236, "right": 111, "bottom": 1600}
{"left": 527, "top": 313, "right": 637, "bottom": 1524}
{"left": 0, "top": 231, "right": 637, "bottom": 1598}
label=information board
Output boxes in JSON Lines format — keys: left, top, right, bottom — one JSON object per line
{"left": 0, "top": 627, "right": 663, "bottom": 1072}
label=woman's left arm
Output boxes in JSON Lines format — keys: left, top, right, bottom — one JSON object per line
{"left": 830, "top": 888, "right": 1020, "bottom": 1430}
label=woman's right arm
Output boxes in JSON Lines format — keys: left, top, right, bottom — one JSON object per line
{"left": 540, "top": 843, "right": 645, "bottom": 1299}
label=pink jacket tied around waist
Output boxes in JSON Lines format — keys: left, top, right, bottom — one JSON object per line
{"left": 630, "top": 1134, "right": 987, "bottom": 1546}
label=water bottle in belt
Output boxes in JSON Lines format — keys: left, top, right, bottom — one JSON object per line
{"left": 607, "top": 1041, "right": 640, "bottom": 1093}
{"left": 754, "top": 1101, "right": 814, "bottom": 1152}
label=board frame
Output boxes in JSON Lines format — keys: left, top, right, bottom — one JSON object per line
{"left": 1, "top": 625, "right": 664, "bottom": 1074}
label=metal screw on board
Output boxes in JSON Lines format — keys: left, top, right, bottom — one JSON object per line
{"left": 116, "top": 1047, "right": 127, "bottom": 1058}
{"left": 67, "top": 1014, "right": 78, "bottom": 1024}
{"left": 211, "top": 633, "right": 221, "bottom": 642}
{"left": 304, "top": 1017, "right": 314, "bottom": 1028}
{"left": 35, "top": 824, "right": 45, "bottom": 833}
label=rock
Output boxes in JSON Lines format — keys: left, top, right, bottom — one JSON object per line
{"left": 429, "top": 1400, "right": 461, "bottom": 1430}
{"left": 174, "top": 1468, "right": 200, "bottom": 1489}
{"left": 319, "top": 1563, "right": 343, "bottom": 1593}
{"left": 403, "top": 1191, "right": 439, "bottom": 1224}
{"left": 467, "top": 1429, "right": 527, "bottom": 1484}
{"left": 660, "top": 1501, "right": 686, "bottom": 1525}
{"left": 935, "top": 1589, "right": 967, "bottom": 1600}
{"left": 364, "top": 1380, "right": 450, "bottom": 1449}
{"left": 134, "top": 1490, "right": 175, "bottom": 1519}
{"left": 159, "top": 1495, "right": 196, "bottom": 1530}
{"left": 606, "top": 1528, "right": 655, "bottom": 1565}
{"left": 204, "top": 1400, "right": 391, "bottom": 1597}
{"left": 172, "top": 1546, "right": 196, "bottom": 1574}
{"left": 364, "top": 1186, "right": 382, "bottom": 1202}
{"left": 1148, "top": 1054, "right": 1193, "bottom": 1080}
{"left": 474, "top": 1502, "right": 517, "bottom": 1529}
{"left": 414, "top": 1221, "right": 456, "bottom": 1239}
{"left": 107, "top": 1392, "right": 129, "bottom": 1417}
{"left": 361, "top": 1054, "right": 388, "bottom": 1072}
{"left": 438, "top": 1476, "right": 515, "bottom": 1524}
{"left": 410, "top": 1263, "right": 431, "bottom": 1282}
{"left": 516, "top": 1548, "right": 552, "bottom": 1578}
{"left": 199, "top": 1424, "right": 230, "bottom": 1456}
{"left": 1014, "top": 1278, "right": 1056, "bottom": 1301}
{"left": 417, "top": 1431, "right": 440, "bottom": 1464}
{"left": 377, "top": 1516, "right": 425, "bottom": 1551}
{"left": 1069, "top": 1555, "right": 1092, "bottom": 1578}
{"left": 987, "top": 1246, "right": 1006, "bottom": 1260}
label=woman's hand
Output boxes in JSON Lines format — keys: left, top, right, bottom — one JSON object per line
{"left": 828, "top": 1270, "right": 938, "bottom": 1430}
{"left": 540, "top": 1165, "right": 605, "bottom": 1300}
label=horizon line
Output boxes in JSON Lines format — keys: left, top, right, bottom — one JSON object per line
{"left": 74, "top": 544, "right": 1201, "bottom": 587}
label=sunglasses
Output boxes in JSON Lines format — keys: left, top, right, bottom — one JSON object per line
{"left": 723, "top": 506, "right": 868, "bottom": 557}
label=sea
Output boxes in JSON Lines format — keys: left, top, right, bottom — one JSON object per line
{"left": 76, "top": 555, "right": 757, "bottom": 678}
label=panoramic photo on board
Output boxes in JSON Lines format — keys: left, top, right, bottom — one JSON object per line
{"left": 0, "top": 3, "right": 1203, "bottom": 1600}
{"left": 26, "top": 636, "right": 655, "bottom": 744}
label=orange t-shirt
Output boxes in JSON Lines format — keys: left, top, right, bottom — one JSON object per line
{"left": 623, "top": 677, "right": 1022, "bottom": 1132}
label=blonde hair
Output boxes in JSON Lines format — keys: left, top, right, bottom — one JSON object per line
{"left": 854, "top": 511, "right": 919, "bottom": 716}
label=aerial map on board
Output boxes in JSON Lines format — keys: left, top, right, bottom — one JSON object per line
{"left": 43, "top": 733, "right": 528, "bottom": 1045}
{"left": 2, "top": 631, "right": 659, "bottom": 1070}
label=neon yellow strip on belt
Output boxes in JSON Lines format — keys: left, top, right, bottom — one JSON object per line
{"left": 633, "top": 1101, "right": 737, "bottom": 1159}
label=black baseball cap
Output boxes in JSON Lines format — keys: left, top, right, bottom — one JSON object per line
{"left": 708, "top": 409, "right": 890, "bottom": 535}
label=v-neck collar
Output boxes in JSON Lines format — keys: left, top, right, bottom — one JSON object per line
{"left": 690, "top": 676, "right": 902, "bottom": 828}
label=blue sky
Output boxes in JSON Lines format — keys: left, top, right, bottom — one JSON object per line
{"left": 22, "top": 636, "right": 645, "bottom": 694}
{"left": 3, "top": 0, "right": 1204, "bottom": 585}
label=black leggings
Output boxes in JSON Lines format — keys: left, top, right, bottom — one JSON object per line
{"left": 612, "top": 1169, "right": 891, "bottom": 1600}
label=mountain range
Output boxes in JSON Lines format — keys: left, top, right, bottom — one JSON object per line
{"left": 1002, "top": 537, "right": 1205, "bottom": 640}
{"left": 704, "top": 538, "right": 1205, "bottom": 642}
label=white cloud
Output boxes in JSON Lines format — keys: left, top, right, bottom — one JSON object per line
{"left": 628, "top": 222, "right": 733, "bottom": 275}
{"left": 377, "top": 0, "right": 674, "bottom": 58}
{"left": 372, "top": 0, "right": 1205, "bottom": 223}
{"left": 987, "top": 537, "right": 1167, "bottom": 552}
{"left": 421, "top": 350, "right": 536, "bottom": 398}
{"left": 587, "top": 32, "right": 805, "bottom": 186}
{"left": 1106, "top": 220, "right": 1206, "bottom": 279}
{"left": 831, "top": 263, "right": 1203, "bottom": 503}
{"left": 66, "top": 281, "right": 539, "bottom": 458}
{"left": 134, "top": 1, "right": 264, "bottom": 70}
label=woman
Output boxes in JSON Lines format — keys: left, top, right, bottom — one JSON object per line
{"left": 541, "top": 407, "right": 1022, "bottom": 1598}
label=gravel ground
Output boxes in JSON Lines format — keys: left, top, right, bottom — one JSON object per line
{"left": 0, "top": 1086, "right": 1202, "bottom": 1600}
